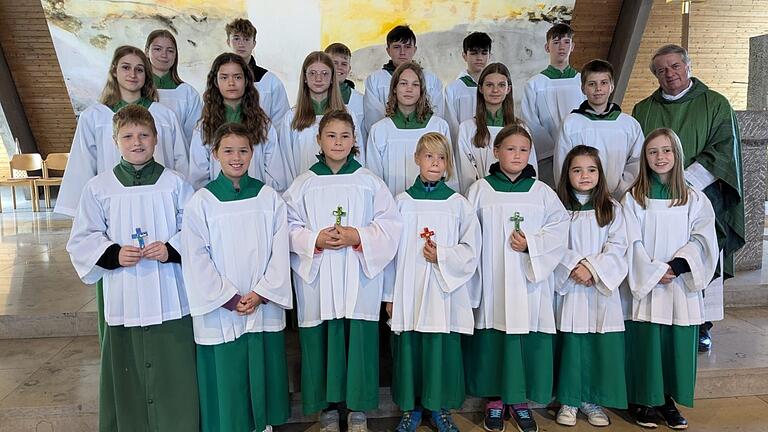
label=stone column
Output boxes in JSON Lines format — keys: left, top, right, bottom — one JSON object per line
{"left": 747, "top": 34, "right": 768, "bottom": 111}
{"left": 735, "top": 111, "right": 768, "bottom": 271}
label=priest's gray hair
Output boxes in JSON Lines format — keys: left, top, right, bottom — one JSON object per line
{"left": 649, "top": 44, "right": 692, "bottom": 75}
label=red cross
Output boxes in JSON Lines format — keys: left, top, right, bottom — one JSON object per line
{"left": 420, "top": 227, "right": 435, "bottom": 242}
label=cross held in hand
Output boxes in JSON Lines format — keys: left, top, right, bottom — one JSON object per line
{"left": 420, "top": 227, "right": 435, "bottom": 242}
{"left": 510, "top": 212, "right": 524, "bottom": 232}
{"left": 332, "top": 206, "right": 347, "bottom": 225}
{"left": 131, "top": 227, "right": 148, "bottom": 249}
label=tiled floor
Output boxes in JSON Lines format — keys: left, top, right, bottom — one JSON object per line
{"left": 4, "top": 198, "right": 768, "bottom": 430}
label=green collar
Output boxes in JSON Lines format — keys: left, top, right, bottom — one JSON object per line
{"left": 571, "top": 100, "right": 622, "bottom": 121}
{"left": 486, "top": 108, "right": 504, "bottom": 127}
{"left": 459, "top": 74, "right": 478, "bottom": 88}
{"left": 650, "top": 77, "right": 708, "bottom": 105}
{"left": 564, "top": 192, "right": 595, "bottom": 211}
{"left": 340, "top": 80, "right": 354, "bottom": 104}
{"left": 225, "top": 103, "right": 242, "bottom": 123}
{"left": 311, "top": 98, "right": 328, "bottom": 116}
{"left": 152, "top": 73, "right": 178, "bottom": 90}
{"left": 405, "top": 176, "right": 455, "bottom": 200}
{"left": 383, "top": 60, "right": 396, "bottom": 75}
{"left": 648, "top": 172, "right": 671, "bottom": 199}
{"left": 484, "top": 163, "right": 536, "bottom": 192}
{"left": 541, "top": 65, "right": 578, "bottom": 79}
{"left": 204, "top": 172, "right": 264, "bottom": 202}
{"left": 309, "top": 154, "right": 362, "bottom": 175}
{"left": 112, "top": 158, "right": 164, "bottom": 187}
{"left": 111, "top": 97, "right": 153, "bottom": 113}
{"left": 391, "top": 109, "right": 431, "bottom": 129}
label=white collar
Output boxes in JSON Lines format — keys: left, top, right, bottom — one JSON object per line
{"left": 662, "top": 80, "right": 693, "bottom": 101}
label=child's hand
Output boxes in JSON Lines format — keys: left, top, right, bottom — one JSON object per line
{"left": 423, "top": 240, "right": 437, "bottom": 263}
{"left": 237, "top": 292, "right": 263, "bottom": 315}
{"left": 118, "top": 245, "right": 142, "bottom": 267}
{"left": 327, "top": 226, "right": 361, "bottom": 249}
{"left": 315, "top": 227, "right": 341, "bottom": 250}
{"left": 570, "top": 263, "right": 594, "bottom": 286}
{"left": 509, "top": 230, "right": 528, "bottom": 252}
{"left": 659, "top": 267, "right": 676, "bottom": 285}
{"left": 142, "top": 241, "right": 168, "bottom": 262}
{"left": 385, "top": 302, "right": 393, "bottom": 319}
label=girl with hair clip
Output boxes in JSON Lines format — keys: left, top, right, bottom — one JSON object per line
{"left": 187, "top": 53, "right": 286, "bottom": 191}
{"left": 623, "top": 128, "right": 718, "bottom": 430}
{"left": 277, "top": 51, "right": 363, "bottom": 184}
{"left": 56, "top": 45, "right": 187, "bottom": 218}
{"left": 553, "top": 145, "right": 629, "bottom": 427}
{"left": 367, "top": 61, "right": 456, "bottom": 196}
{"left": 145, "top": 29, "right": 202, "bottom": 147}
{"left": 456, "top": 63, "right": 538, "bottom": 194}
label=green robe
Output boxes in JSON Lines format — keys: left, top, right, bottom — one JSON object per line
{"left": 632, "top": 78, "right": 744, "bottom": 278}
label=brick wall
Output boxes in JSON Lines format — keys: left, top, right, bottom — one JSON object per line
{"left": 0, "top": 2, "right": 76, "bottom": 157}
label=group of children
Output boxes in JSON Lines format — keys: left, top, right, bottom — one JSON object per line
{"left": 60, "top": 18, "right": 719, "bottom": 432}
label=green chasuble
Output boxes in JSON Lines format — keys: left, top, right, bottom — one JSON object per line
{"left": 309, "top": 154, "right": 362, "bottom": 175}
{"left": 632, "top": 78, "right": 744, "bottom": 278}
{"left": 152, "top": 73, "right": 179, "bottom": 90}
{"left": 111, "top": 97, "right": 153, "bottom": 113}
{"left": 541, "top": 65, "right": 578, "bottom": 79}
{"left": 391, "top": 109, "right": 432, "bottom": 130}
{"left": 225, "top": 103, "right": 243, "bottom": 123}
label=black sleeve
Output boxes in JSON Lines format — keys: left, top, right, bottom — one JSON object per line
{"left": 163, "top": 243, "right": 182, "bottom": 264}
{"left": 96, "top": 244, "right": 122, "bottom": 270}
{"left": 668, "top": 257, "right": 691, "bottom": 276}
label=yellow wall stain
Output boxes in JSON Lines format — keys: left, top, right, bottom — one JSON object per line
{"left": 319, "top": 0, "right": 561, "bottom": 50}
{"left": 49, "top": 0, "right": 244, "bottom": 19}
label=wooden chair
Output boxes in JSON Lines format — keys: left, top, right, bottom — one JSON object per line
{"left": 0, "top": 153, "right": 42, "bottom": 212}
{"left": 34, "top": 153, "right": 69, "bottom": 209}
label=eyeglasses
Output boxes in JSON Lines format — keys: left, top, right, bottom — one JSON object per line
{"left": 306, "top": 70, "right": 332, "bottom": 80}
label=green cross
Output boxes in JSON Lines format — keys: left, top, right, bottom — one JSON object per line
{"left": 510, "top": 211, "right": 524, "bottom": 231}
{"left": 333, "top": 206, "right": 347, "bottom": 225}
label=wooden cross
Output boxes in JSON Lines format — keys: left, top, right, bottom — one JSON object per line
{"left": 510, "top": 212, "right": 524, "bottom": 232}
{"left": 332, "top": 206, "right": 347, "bottom": 225}
{"left": 131, "top": 227, "right": 148, "bottom": 249}
{"left": 420, "top": 227, "right": 435, "bottom": 242}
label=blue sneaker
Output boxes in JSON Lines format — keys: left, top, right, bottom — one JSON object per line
{"left": 395, "top": 409, "right": 422, "bottom": 432}
{"left": 431, "top": 409, "right": 460, "bottom": 432}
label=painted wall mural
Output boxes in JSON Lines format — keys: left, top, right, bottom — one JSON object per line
{"left": 42, "top": 0, "right": 574, "bottom": 115}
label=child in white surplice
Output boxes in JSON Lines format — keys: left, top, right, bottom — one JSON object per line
{"left": 622, "top": 128, "right": 718, "bottom": 429}
{"left": 384, "top": 132, "right": 481, "bottom": 432}
{"left": 553, "top": 145, "right": 629, "bottom": 427}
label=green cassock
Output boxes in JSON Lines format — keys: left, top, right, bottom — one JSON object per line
{"left": 632, "top": 77, "right": 745, "bottom": 278}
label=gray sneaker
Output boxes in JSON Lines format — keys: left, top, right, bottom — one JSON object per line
{"left": 319, "top": 409, "right": 340, "bottom": 432}
{"left": 348, "top": 411, "right": 368, "bottom": 432}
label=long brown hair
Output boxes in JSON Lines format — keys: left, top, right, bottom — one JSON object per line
{"left": 631, "top": 128, "right": 689, "bottom": 208}
{"left": 144, "top": 29, "right": 183, "bottom": 85}
{"left": 385, "top": 61, "right": 433, "bottom": 122}
{"left": 473, "top": 62, "right": 516, "bottom": 148}
{"left": 556, "top": 145, "right": 614, "bottom": 227}
{"left": 292, "top": 51, "right": 345, "bottom": 131}
{"left": 200, "top": 53, "right": 270, "bottom": 145}
{"left": 99, "top": 46, "right": 158, "bottom": 107}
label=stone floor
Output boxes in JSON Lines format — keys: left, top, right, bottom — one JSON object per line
{"left": 3, "top": 196, "right": 768, "bottom": 430}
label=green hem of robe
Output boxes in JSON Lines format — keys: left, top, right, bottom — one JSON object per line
{"left": 555, "top": 332, "right": 627, "bottom": 408}
{"left": 97, "top": 279, "right": 105, "bottom": 345}
{"left": 624, "top": 321, "right": 698, "bottom": 408}
{"left": 392, "top": 331, "right": 465, "bottom": 411}
{"left": 99, "top": 316, "right": 199, "bottom": 432}
{"left": 298, "top": 319, "right": 379, "bottom": 414}
{"left": 463, "top": 329, "right": 554, "bottom": 404}
{"left": 197, "top": 331, "right": 290, "bottom": 431}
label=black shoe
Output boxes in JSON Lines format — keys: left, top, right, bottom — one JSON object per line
{"left": 509, "top": 406, "right": 538, "bottom": 432}
{"left": 656, "top": 399, "right": 688, "bottom": 429}
{"left": 698, "top": 329, "right": 712, "bottom": 352}
{"left": 483, "top": 400, "right": 505, "bottom": 432}
{"left": 629, "top": 404, "right": 661, "bottom": 428}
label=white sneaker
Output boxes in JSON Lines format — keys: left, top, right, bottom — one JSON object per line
{"left": 556, "top": 405, "right": 578, "bottom": 426}
{"left": 263, "top": 426, "right": 273, "bottom": 432}
{"left": 348, "top": 411, "right": 368, "bottom": 432}
{"left": 319, "top": 409, "right": 340, "bottom": 432}
{"left": 580, "top": 402, "right": 610, "bottom": 427}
